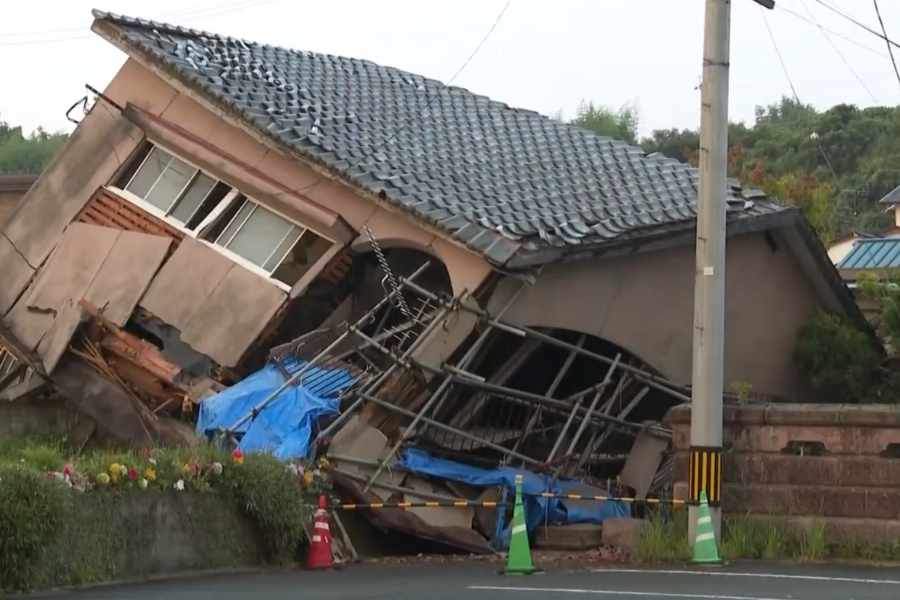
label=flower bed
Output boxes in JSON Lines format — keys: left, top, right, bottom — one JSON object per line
{"left": 0, "top": 439, "right": 330, "bottom": 593}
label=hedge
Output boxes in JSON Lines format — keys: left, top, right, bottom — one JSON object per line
{"left": 0, "top": 439, "right": 329, "bottom": 593}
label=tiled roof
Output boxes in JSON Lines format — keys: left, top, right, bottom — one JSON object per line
{"left": 92, "top": 10, "right": 789, "bottom": 266}
{"left": 838, "top": 238, "right": 900, "bottom": 270}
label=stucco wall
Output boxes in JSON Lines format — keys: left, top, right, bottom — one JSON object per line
{"left": 101, "top": 59, "right": 492, "bottom": 297}
{"left": 487, "top": 231, "right": 821, "bottom": 401}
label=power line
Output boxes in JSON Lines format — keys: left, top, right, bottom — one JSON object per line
{"left": 290, "top": 0, "right": 514, "bottom": 196}
{"left": 760, "top": 7, "right": 838, "bottom": 180}
{"left": 810, "top": 0, "right": 900, "bottom": 50}
{"left": 0, "top": 0, "right": 270, "bottom": 36}
{"left": 797, "top": 0, "right": 878, "bottom": 102}
{"left": 779, "top": 4, "right": 888, "bottom": 59}
{"left": 0, "top": 0, "right": 286, "bottom": 46}
{"left": 872, "top": 0, "right": 900, "bottom": 91}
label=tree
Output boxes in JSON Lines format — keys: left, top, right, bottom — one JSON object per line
{"left": 0, "top": 114, "right": 68, "bottom": 175}
{"left": 570, "top": 101, "right": 640, "bottom": 146}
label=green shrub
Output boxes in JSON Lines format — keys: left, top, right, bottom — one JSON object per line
{"left": 0, "top": 465, "right": 74, "bottom": 592}
{"left": 796, "top": 310, "right": 881, "bottom": 402}
{"left": 0, "top": 440, "right": 326, "bottom": 592}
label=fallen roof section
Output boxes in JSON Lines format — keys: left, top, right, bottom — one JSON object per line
{"left": 91, "top": 10, "right": 788, "bottom": 267}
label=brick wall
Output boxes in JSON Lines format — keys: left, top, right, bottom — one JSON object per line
{"left": 666, "top": 403, "right": 900, "bottom": 541}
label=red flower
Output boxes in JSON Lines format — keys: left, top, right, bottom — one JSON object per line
{"left": 232, "top": 449, "right": 244, "bottom": 464}
{"left": 194, "top": 463, "right": 201, "bottom": 474}
{"left": 63, "top": 466, "right": 72, "bottom": 477}
{"left": 128, "top": 468, "right": 138, "bottom": 480}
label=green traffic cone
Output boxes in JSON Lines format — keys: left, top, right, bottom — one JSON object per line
{"left": 500, "top": 474, "right": 543, "bottom": 575}
{"left": 689, "top": 490, "right": 724, "bottom": 566}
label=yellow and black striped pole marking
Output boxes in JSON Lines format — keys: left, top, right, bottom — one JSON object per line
{"left": 322, "top": 494, "right": 687, "bottom": 511}
{"left": 689, "top": 445, "right": 723, "bottom": 506}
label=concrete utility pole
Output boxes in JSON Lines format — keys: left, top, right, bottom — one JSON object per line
{"left": 689, "top": 0, "right": 773, "bottom": 543}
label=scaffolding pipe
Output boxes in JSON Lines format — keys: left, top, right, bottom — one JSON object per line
{"left": 563, "top": 353, "right": 621, "bottom": 458}
{"left": 359, "top": 280, "right": 531, "bottom": 494}
{"left": 230, "top": 261, "right": 432, "bottom": 441}
{"left": 400, "top": 277, "right": 691, "bottom": 401}
{"left": 544, "top": 341, "right": 609, "bottom": 463}
{"left": 314, "top": 276, "right": 454, "bottom": 444}
{"left": 445, "top": 367, "right": 669, "bottom": 435}
{"left": 356, "top": 390, "right": 541, "bottom": 465}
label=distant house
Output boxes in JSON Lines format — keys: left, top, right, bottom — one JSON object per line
{"left": 830, "top": 184, "right": 900, "bottom": 319}
{"left": 0, "top": 174, "right": 38, "bottom": 224}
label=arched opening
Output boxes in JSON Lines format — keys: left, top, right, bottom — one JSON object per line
{"left": 420, "top": 327, "right": 679, "bottom": 488}
{"left": 236, "top": 245, "right": 453, "bottom": 377}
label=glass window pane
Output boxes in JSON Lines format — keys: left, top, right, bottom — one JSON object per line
{"left": 216, "top": 199, "right": 255, "bottom": 247}
{"left": 262, "top": 226, "right": 303, "bottom": 272}
{"left": 170, "top": 172, "right": 216, "bottom": 224}
{"left": 144, "top": 155, "right": 196, "bottom": 212}
{"left": 224, "top": 205, "right": 293, "bottom": 267}
{"left": 186, "top": 182, "right": 232, "bottom": 231}
{"left": 271, "top": 230, "right": 333, "bottom": 287}
{"left": 125, "top": 146, "right": 170, "bottom": 199}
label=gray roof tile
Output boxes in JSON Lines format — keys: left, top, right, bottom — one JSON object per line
{"left": 93, "top": 10, "right": 790, "bottom": 265}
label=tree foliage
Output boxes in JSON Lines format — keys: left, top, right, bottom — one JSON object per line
{"left": 570, "top": 101, "right": 640, "bottom": 146}
{"left": 0, "top": 114, "right": 67, "bottom": 175}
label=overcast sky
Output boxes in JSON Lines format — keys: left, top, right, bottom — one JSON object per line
{"left": 2, "top": 0, "right": 899, "bottom": 138}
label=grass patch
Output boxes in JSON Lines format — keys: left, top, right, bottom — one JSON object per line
{"left": 635, "top": 512, "right": 900, "bottom": 564}
{"left": 0, "top": 437, "right": 327, "bottom": 593}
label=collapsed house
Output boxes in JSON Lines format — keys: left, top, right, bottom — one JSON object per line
{"left": 0, "top": 11, "right": 871, "bottom": 553}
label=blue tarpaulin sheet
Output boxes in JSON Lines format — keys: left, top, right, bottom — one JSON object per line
{"left": 399, "top": 448, "right": 629, "bottom": 550}
{"left": 196, "top": 358, "right": 356, "bottom": 461}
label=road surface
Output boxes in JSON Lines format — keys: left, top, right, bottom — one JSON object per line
{"left": 33, "top": 562, "right": 900, "bottom": 599}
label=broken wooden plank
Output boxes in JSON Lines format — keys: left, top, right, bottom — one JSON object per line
{"left": 80, "top": 299, "right": 183, "bottom": 384}
{"left": 139, "top": 237, "right": 233, "bottom": 331}
{"left": 36, "top": 298, "right": 85, "bottom": 374}
{"left": 180, "top": 265, "right": 287, "bottom": 368}
{"left": 83, "top": 230, "right": 172, "bottom": 326}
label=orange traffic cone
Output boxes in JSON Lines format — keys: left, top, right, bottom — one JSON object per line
{"left": 306, "top": 495, "right": 336, "bottom": 570}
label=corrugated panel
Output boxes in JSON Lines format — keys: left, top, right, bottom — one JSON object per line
{"left": 77, "top": 188, "right": 184, "bottom": 246}
{"left": 281, "top": 357, "right": 359, "bottom": 399}
{"left": 839, "top": 238, "right": 900, "bottom": 269}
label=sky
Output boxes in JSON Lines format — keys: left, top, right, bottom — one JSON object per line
{"left": 1, "top": 0, "right": 899, "bottom": 139}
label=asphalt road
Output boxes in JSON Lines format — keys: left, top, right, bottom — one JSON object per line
{"left": 31, "top": 562, "right": 900, "bottom": 600}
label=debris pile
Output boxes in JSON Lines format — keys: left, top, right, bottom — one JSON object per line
{"left": 0, "top": 222, "right": 685, "bottom": 555}
{"left": 200, "top": 252, "right": 686, "bottom": 554}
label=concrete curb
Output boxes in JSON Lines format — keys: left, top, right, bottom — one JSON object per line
{"left": 3, "top": 565, "right": 292, "bottom": 598}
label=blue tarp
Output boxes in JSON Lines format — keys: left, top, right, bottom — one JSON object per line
{"left": 399, "top": 448, "right": 630, "bottom": 550}
{"left": 196, "top": 358, "right": 356, "bottom": 461}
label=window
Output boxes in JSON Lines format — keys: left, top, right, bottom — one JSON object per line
{"left": 203, "top": 196, "right": 333, "bottom": 287}
{"left": 110, "top": 142, "right": 333, "bottom": 289}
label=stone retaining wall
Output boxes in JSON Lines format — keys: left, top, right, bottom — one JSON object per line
{"left": 665, "top": 403, "right": 900, "bottom": 540}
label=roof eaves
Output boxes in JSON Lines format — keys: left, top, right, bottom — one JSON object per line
{"left": 505, "top": 203, "right": 795, "bottom": 269}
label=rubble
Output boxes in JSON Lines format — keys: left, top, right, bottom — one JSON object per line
{"left": 0, "top": 222, "right": 683, "bottom": 557}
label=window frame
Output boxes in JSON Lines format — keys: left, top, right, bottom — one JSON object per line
{"left": 107, "top": 142, "right": 335, "bottom": 292}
